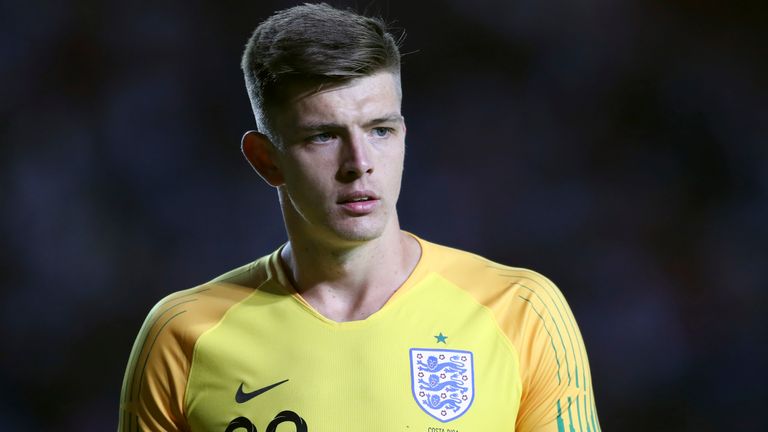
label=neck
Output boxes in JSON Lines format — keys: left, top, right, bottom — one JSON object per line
{"left": 279, "top": 225, "right": 420, "bottom": 322}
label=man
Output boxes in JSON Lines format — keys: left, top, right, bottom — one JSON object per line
{"left": 119, "top": 3, "right": 600, "bottom": 431}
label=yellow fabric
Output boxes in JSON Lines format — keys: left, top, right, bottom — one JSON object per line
{"left": 119, "top": 236, "right": 600, "bottom": 431}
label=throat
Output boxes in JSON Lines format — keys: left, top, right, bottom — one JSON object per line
{"left": 279, "top": 231, "right": 422, "bottom": 323}
{"left": 299, "top": 282, "right": 398, "bottom": 322}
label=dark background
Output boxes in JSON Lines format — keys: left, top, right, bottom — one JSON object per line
{"left": 2, "top": 0, "right": 766, "bottom": 430}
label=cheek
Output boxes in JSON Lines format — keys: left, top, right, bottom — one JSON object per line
{"left": 283, "top": 160, "right": 336, "bottom": 205}
{"left": 384, "top": 148, "right": 405, "bottom": 180}
{"left": 282, "top": 153, "right": 332, "bottom": 184}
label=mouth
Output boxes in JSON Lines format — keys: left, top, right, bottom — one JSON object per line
{"left": 337, "top": 191, "right": 380, "bottom": 215}
{"left": 337, "top": 191, "right": 380, "bottom": 204}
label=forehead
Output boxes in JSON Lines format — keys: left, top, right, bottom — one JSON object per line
{"left": 275, "top": 72, "right": 402, "bottom": 132}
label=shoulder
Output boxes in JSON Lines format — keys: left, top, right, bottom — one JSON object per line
{"left": 119, "top": 255, "right": 277, "bottom": 429}
{"left": 416, "top": 237, "right": 574, "bottom": 343}
{"left": 143, "top": 256, "right": 271, "bottom": 340}
{"left": 418, "top": 237, "right": 560, "bottom": 301}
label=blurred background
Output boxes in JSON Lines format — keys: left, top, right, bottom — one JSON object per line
{"left": 1, "top": 0, "right": 766, "bottom": 430}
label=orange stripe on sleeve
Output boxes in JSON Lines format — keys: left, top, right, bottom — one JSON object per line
{"left": 118, "top": 276, "right": 259, "bottom": 432}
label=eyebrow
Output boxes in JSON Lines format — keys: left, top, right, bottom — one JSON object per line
{"left": 296, "top": 113, "right": 404, "bottom": 132}
{"left": 363, "top": 114, "right": 404, "bottom": 128}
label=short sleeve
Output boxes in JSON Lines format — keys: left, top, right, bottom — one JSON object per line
{"left": 118, "top": 282, "right": 257, "bottom": 432}
{"left": 118, "top": 293, "right": 196, "bottom": 432}
{"left": 513, "top": 275, "right": 601, "bottom": 432}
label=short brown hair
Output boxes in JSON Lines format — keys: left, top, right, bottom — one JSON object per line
{"left": 241, "top": 3, "right": 402, "bottom": 142}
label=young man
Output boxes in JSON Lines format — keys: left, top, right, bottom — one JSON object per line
{"left": 119, "top": 4, "right": 600, "bottom": 431}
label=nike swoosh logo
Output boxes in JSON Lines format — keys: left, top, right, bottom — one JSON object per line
{"left": 235, "top": 379, "right": 289, "bottom": 404}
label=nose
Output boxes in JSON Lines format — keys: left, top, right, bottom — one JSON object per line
{"left": 337, "top": 131, "right": 373, "bottom": 181}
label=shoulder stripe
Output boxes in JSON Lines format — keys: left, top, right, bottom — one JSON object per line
{"left": 502, "top": 273, "right": 590, "bottom": 392}
{"left": 126, "top": 294, "right": 204, "bottom": 402}
{"left": 135, "top": 310, "right": 188, "bottom": 401}
{"left": 517, "top": 295, "right": 563, "bottom": 385}
{"left": 536, "top": 276, "right": 599, "bottom": 431}
{"left": 577, "top": 395, "right": 583, "bottom": 431}
{"left": 556, "top": 399, "right": 565, "bottom": 432}
{"left": 495, "top": 270, "right": 599, "bottom": 431}
{"left": 120, "top": 286, "right": 214, "bottom": 432}
{"left": 516, "top": 281, "right": 573, "bottom": 386}
{"left": 500, "top": 273, "right": 580, "bottom": 386}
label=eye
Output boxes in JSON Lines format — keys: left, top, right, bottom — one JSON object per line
{"left": 308, "top": 132, "right": 335, "bottom": 144}
{"left": 371, "top": 127, "right": 393, "bottom": 138}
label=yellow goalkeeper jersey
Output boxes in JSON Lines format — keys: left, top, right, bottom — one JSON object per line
{"left": 119, "top": 235, "right": 600, "bottom": 431}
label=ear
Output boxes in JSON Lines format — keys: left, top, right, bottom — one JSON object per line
{"left": 241, "top": 130, "right": 284, "bottom": 187}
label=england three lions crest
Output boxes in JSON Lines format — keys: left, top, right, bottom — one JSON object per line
{"left": 409, "top": 348, "right": 475, "bottom": 422}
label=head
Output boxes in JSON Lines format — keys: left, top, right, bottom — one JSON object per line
{"left": 427, "top": 356, "right": 438, "bottom": 370}
{"left": 240, "top": 4, "right": 407, "bottom": 247}
{"left": 241, "top": 2, "right": 402, "bottom": 145}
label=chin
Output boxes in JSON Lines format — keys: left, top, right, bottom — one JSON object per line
{"left": 331, "top": 221, "right": 387, "bottom": 243}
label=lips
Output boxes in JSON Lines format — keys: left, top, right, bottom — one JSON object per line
{"left": 337, "top": 190, "right": 379, "bottom": 215}
{"left": 337, "top": 190, "right": 380, "bottom": 204}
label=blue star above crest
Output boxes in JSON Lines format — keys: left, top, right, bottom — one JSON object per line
{"left": 434, "top": 332, "right": 448, "bottom": 344}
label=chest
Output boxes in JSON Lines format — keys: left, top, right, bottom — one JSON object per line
{"left": 185, "top": 287, "right": 522, "bottom": 431}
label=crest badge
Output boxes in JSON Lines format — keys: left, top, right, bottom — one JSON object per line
{"left": 409, "top": 348, "right": 475, "bottom": 422}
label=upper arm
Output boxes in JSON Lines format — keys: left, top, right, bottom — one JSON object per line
{"left": 513, "top": 275, "right": 601, "bottom": 432}
{"left": 119, "top": 295, "right": 194, "bottom": 432}
{"left": 118, "top": 282, "right": 256, "bottom": 432}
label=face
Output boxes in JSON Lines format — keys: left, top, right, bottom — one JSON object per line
{"left": 268, "top": 72, "right": 406, "bottom": 246}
